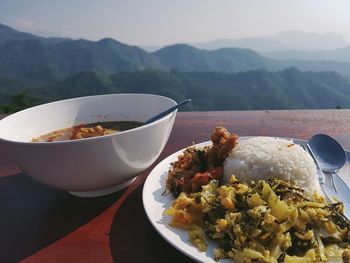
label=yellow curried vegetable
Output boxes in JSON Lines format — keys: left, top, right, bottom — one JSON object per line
{"left": 260, "top": 182, "right": 294, "bottom": 222}
{"left": 284, "top": 249, "right": 317, "bottom": 263}
{"left": 247, "top": 192, "right": 266, "bottom": 208}
{"left": 165, "top": 177, "right": 350, "bottom": 262}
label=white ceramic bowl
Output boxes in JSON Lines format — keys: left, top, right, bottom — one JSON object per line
{"left": 0, "top": 94, "right": 177, "bottom": 197}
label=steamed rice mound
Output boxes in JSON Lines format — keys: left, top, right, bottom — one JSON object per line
{"left": 223, "top": 137, "right": 320, "bottom": 197}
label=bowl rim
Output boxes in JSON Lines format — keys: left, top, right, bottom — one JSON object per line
{"left": 0, "top": 93, "right": 177, "bottom": 145}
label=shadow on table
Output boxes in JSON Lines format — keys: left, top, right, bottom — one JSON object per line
{"left": 109, "top": 185, "right": 195, "bottom": 263}
{"left": 0, "top": 173, "right": 124, "bottom": 263}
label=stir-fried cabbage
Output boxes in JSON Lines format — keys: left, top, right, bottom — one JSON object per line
{"left": 166, "top": 177, "right": 350, "bottom": 262}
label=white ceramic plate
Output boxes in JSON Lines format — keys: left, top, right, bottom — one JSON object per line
{"left": 142, "top": 138, "right": 350, "bottom": 263}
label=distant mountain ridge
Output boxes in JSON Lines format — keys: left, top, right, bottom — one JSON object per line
{"left": 0, "top": 23, "right": 42, "bottom": 45}
{"left": 190, "top": 31, "right": 349, "bottom": 52}
{"left": 154, "top": 44, "right": 350, "bottom": 75}
{"left": 142, "top": 31, "right": 349, "bottom": 52}
{"left": 1, "top": 23, "right": 350, "bottom": 84}
{"left": 0, "top": 23, "right": 69, "bottom": 46}
{"left": 263, "top": 46, "right": 350, "bottom": 62}
{"left": 154, "top": 44, "right": 269, "bottom": 72}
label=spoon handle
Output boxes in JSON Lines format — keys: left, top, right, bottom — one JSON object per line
{"left": 144, "top": 99, "right": 191, "bottom": 125}
{"left": 331, "top": 172, "right": 350, "bottom": 201}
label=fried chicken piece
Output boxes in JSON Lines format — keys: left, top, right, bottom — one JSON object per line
{"left": 206, "top": 127, "right": 238, "bottom": 168}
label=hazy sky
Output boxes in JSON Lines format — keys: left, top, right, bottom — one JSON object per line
{"left": 1, "top": 0, "right": 350, "bottom": 46}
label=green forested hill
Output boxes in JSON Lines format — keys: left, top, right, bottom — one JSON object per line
{"left": 4, "top": 68, "right": 349, "bottom": 111}
{"left": 0, "top": 23, "right": 42, "bottom": 45}
{"left": 0, "top": 38, "right": 162, "bottom": 81}
{"left": 154, "top": 44, "right": 269, "bottom": 72}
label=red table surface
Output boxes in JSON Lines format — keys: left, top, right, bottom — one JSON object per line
{"left": 1, "top": 110, "right": 350, "bottom": 263}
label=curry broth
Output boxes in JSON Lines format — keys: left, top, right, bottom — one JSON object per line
{"left": 33, "top": 121, "right": 143, "bottom": 142}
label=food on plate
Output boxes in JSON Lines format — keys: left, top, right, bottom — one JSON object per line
{"left": 223, "top": 137, "right": 319, "bottom": 197}
{"left": 165, "top": 127, "right": 350, "bottom": 262}
{"left": 32, "top": 121, "right": 142, "bottom": 142}
{"left": 166, "top": 177, "right": 350, "bottom": 262}
{"left": 166, "top": 126, "right": 238, "bottom": 197}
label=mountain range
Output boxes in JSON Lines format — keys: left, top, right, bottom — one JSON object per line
{"left": 2, "top": 23, "right": 350, "bottom": 83}
{"left": 1, "top": 23, "right": 350, "bottom": 111}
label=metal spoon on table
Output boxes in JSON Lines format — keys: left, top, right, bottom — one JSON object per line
{"left": 307, "top": 134, "right": 350, "bottom": 210}
{"left": 144, "top": 99, "right": 191, "bottom": 125}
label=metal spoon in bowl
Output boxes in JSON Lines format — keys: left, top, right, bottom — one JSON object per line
{"left": 308, "top": 134, "right": 350, "bottom": 202}
{"left": 143, "top": 99, "right": 191, "bottom": 125}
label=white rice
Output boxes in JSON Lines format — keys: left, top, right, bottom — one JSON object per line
{"left": 223, "top": 137, "right": 320, "bottom": 197}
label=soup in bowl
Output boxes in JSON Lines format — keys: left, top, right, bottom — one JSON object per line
{"left": 0, "top": 94, "right": 177, "bottom": 197}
